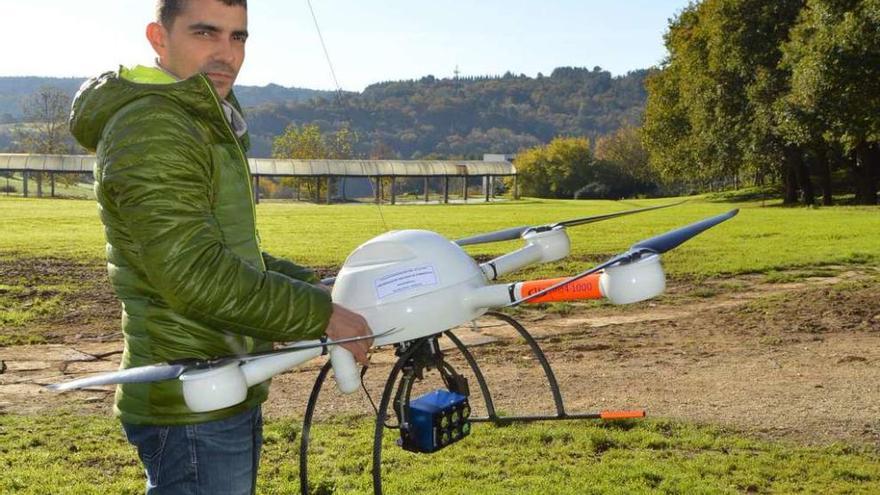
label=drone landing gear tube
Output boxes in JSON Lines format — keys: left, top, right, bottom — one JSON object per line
{"left": 485, "top": 310, "right": 566, "bottom": 419}
{"left": 443, "top": 330, "right": 497, "bottom": 419}
{"left": 470, "top": 311, "right": 646, "bottom": 424}
{"left": 299, "top": 359, "right": 333, "bottom": 495}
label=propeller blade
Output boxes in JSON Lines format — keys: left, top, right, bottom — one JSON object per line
{"left": 509, "top": 209, "right": 739, "bottom": 306}
{"left": 454, "top": 225, "right": 532, "bottom": 246}
{"left": 631, "top": 209, "right": 739, "bottom": 254}
{"left": 553, "top": 201, "right": 685, "bottom": 229}
{"left": 48, "top": 361, "right": 196, "bottom": 391}
{"left": 453, "top": 202, "right": 684, "bottom": 247}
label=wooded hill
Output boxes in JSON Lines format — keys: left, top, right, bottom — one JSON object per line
{"left": 245, "top": 67, "right": 648, "bottom": 158}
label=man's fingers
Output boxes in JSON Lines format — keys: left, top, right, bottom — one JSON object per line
{"left": 341, "top": 341, "right": 369, "bottom": 365}
{"left": 326, "top": 303, "right": 374, "bottom": 366}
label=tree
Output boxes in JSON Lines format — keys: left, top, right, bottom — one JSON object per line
{"left": 514, "top": 137, "right": 593, "bottom": 198}
{"left": 642, "top": 0, "right": 810, "bottom": 202}
{"left": 271, "top": 123, "right": 360, "bottom": 201}
{"left": 13, "top": 86, "right": 77, "bottom": 196}
{"left": 272, "top": 123, "right": 328, "bottom": 159}
{"left": 594, "top": 126, "right": 657, "bottom": 184}
{"left": 781, "top": 0, "right": 880, "bottom": 204}
{"left": 272, "top": 123, "right": 327, "bottom": 201}
{"left": 328, "top": 124, "right": 357, "bottom": 159}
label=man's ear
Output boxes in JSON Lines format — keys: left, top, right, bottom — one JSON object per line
{"left": 146, "top": 22, "right": 167, "bottom": 57}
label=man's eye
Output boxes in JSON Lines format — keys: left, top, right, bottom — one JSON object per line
{"left": 195, "top": 31, "right": 212, "bottom": 38}
{"left": 233, "top": 34, "right": 248, "bottom": 42}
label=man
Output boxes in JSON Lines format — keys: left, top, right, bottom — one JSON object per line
{"left": 68, "top": 0, "right": 372, "bottom": 493}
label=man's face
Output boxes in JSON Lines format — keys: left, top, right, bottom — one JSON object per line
{"left": 148, "top": 0, "right": 248, "bottom": 99}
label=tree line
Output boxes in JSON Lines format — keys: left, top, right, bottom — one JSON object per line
{"left": 641, "top": 0, "right": 880, "bottom": 205}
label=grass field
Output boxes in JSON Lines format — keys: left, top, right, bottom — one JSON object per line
{"left": 1, "top": 413, "right": 878, "bottom": 494}
{"left": 1, "top": 195, "right": 879, "bottom": 493}
{"left": 1, "top": 195, "right": 878, "bottom": 277}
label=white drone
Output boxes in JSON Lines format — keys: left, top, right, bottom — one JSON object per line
{"left": 50, "top": 204, "right": 738, "bottom": 416}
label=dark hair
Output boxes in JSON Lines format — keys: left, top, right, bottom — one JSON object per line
{"left": 157, "top": 0, "right": 247, "bottom": 28}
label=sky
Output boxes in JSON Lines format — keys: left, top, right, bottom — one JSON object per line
{"left": 4, "top": 0, "right": 691, "bottom": 92}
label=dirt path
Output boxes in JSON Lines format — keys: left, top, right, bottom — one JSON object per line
{"left": 1, "top": 264, "right": 878, "bottom": 446}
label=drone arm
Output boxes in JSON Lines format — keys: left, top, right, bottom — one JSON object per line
{"left": 466, "top": 273, "right": 605, "bottom": 311}
{"left": 512, "top": 275, "right": 603, "bottom": 303}
{"left": 479, "top": 244, "right": 544, "bottom": 281}
{"left": 239, "top": 340, "right": 325, "bottom": 385}
{"left": 468, "top": 254, "right": 667, "bottom": 311}
{"left": 478, "top": 228, "right": 571, "bottom": 281}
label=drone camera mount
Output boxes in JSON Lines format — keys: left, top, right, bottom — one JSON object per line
{"left": 399, "top": 389, "right": 472, "bottom": 453}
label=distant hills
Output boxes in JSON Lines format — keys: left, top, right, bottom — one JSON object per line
{"left": 0, "top": 77, "right": 85, "bottom": 122}
{"left": 0, "top": 76, "right": 334, "bottom": 122}
{"left": 1, "top": 66, "right": 650, "bottom": 158}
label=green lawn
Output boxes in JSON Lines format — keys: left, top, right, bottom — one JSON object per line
{"left": 1, "top": 196, "right": 879, "bottom": 493}
{"left": 1, "top": 413, "right": 878, "bottom": 494}
{"left": 1, "top": 196, "right": 878, "bottom": 278}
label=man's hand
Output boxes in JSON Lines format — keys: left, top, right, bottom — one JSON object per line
{"left": 325, "top": 303, "right": 373, "bottom": 365}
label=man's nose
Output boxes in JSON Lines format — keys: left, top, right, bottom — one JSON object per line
{"left": 214, "top": 38, "right": 237, "bottom": 65}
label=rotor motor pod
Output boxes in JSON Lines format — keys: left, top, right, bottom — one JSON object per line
{"left": 599, "top": 253, "right": 666, "bottom": 305}
{"left": 181, "top": 344, "right": 326, "bottom": 412}
{"left": 522, "top": 227, "right": 571, "bottom": 262}
{"left": 180, "top": 362, "right": 249, "bottom": 413}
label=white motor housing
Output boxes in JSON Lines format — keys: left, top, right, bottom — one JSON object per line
{"left": 181, "top": 343, "right": 324, "bottom": 413}
{"left": 599, "top": 254, "right": 666, "bottom": 305}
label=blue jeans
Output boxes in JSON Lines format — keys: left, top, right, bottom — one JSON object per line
{"left": 122, "top": 406, "right": 263, "bottom": 495}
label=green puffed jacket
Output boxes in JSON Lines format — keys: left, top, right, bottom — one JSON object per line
{"left": 69, "top": 66, "right": 332, "bottom": 425}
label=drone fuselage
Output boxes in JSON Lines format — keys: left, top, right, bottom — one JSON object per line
{"left": 180, "top": 227, "right": 667, "bottom": 411}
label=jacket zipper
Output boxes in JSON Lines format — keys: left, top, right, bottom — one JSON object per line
{"left": 202, "top": 76, "right": 263, "bottom": 355}
{"left": 201, "top": 75, "right": 267, "bottom": 273}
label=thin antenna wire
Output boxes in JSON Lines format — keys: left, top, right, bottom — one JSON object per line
{"left": 306, "top": 0, "right": 342, "bottom": 96}
{"left": 306, "top": 0, "right": 389, "bottom": 232}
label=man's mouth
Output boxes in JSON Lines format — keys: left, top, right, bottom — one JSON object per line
{"left": 207, "top": 72, "right": 233, "bottom": 81}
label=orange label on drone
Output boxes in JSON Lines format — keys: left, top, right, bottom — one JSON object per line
{"left": 517, "top": 274, "right": 603, "bottom": 303}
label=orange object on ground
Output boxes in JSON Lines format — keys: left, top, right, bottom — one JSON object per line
{"left": 599, "top": 410, "right": 646, "bottom": 420}
{"left": 515, "top": 273, "right": 603, "bottom": 303}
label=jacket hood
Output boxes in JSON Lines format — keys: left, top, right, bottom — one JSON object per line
{"left": 69, "top": 65, "right": 249, "bottom": 152}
